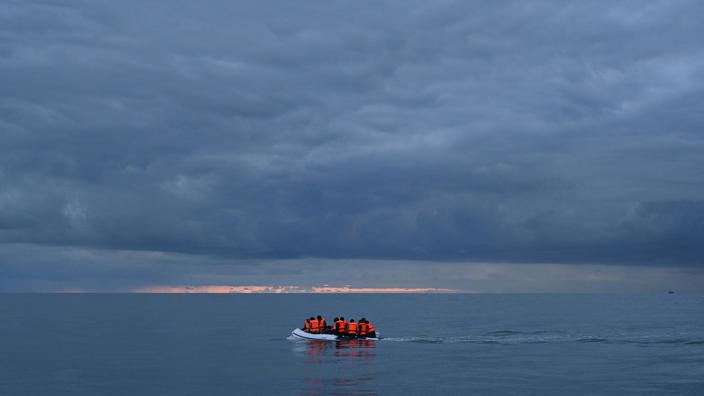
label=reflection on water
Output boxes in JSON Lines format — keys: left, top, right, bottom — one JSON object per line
{"left": 334, "top": 339, "right": 375, "bottom": 359}
{"left": 304, "top": 339, "right": 330, "bottom": 360}
{"left": 294, "top": 339, "right": 376, "bottom": 360}
{"left": 295, "top": 339, "right": 377, "bottom": 395}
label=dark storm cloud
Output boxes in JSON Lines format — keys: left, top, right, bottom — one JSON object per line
{"left": 2, "top": 0, "right": 704, "bottom": 285}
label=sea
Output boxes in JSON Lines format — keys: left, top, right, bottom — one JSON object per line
{"left": 0, "top": 293, "right": 702, "bottom": 395}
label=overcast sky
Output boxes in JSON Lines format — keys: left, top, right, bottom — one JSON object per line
{"left": 1, "top": 1, "right": 703, "bottom": 292}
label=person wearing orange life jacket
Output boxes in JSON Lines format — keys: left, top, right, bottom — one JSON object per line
{"left": 303, "top": 318, "right": 311, "bottom": 332}
{"left": 346, "top": 319, "right": 358, "bottom": 338}
{"left": 310, "top": 317, "right": 320, "bottom": 334}
{"left": 358, "top": 318, "right": 368, "bottom": 338}
{"left": 366, "top": 320, "right": 376, "bottom": 338}
{"left": 317, "top": 315, "right": 327, "bottom": 333}
{"left": 335, "top": 317, "right": 346, "bottom": 335}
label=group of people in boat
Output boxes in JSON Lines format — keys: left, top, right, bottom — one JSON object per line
{"left": 303, "top": 315, "right": 377, "bottom": 338}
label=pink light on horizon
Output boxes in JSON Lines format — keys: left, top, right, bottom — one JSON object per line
{"left": 130, "top": 285, "right": 461, "bottom": 294}
{"left": 310, "top": 286, "right": 459, "bottom": 293}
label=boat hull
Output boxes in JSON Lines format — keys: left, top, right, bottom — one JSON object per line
{"left": 291, "top": 328, "right": 379, "bottom": 341}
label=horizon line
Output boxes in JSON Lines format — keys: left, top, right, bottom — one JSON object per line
{"left": 50, "top": 285, "right": 465, "bottom": 294}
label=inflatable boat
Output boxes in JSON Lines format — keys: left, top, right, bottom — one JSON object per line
{"left": 291, "top": 328, "right": 380, "bottom": 341}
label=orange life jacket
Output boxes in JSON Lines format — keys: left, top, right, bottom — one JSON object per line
{"left": 367, "top": 322, "right": 375, "bottom": 333}
{"left": 320, "top": 318, "right": 326, "bottom": 329}
{"left": 335, "top": 320, "right": 346, "bottom": 332}
{"left": 347, "top": 322, "right": 358, "bottom": 335}
{"left": 310, "top": 319, "right": 320, "bottom": 333}
{"left": 359, "top": 322, "right": 368, "bottom": 336}
{"left": 304, "top": 320, "right": 311, "bottom": 331}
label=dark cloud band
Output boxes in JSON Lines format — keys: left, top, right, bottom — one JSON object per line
{"left": 1, "top": 1, "right": 704, "bottom": 291}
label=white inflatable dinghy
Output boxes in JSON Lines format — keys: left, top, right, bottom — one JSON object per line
{"left": 291, "top": 328, "right": 380, "bottom": 341}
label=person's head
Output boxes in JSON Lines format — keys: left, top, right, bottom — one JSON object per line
{"left": 310, "top": 317, "right": 315, "bottom": 320}
{"left": 350, "top": 319, "right": 355, "bottom": 322}
{"left": 340, "top": 317, "right": 344, "bottom": 321}
{"left": 361, "top": 318, "right": 366, "bottom": 322}
{"left": 317, "top": 315, "right": 322, "bottom": 320}
{"left": 333, "top": 317, "right": 338, "bottom": 322}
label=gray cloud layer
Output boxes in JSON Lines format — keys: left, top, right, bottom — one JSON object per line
{"left": 1, "top": 0, "right": 704, "bottom": 289}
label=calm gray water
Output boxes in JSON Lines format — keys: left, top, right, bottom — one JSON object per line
{"left": 1, "top": 294, "right": 702, "bottom": 395}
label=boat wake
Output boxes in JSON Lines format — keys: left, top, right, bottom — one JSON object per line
{"left": 380, "top": 330, "right": 704, "bottom": 346}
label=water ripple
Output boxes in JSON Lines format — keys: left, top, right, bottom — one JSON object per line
{"left": 380, "top": 331, "right": 704, "bottom": 346}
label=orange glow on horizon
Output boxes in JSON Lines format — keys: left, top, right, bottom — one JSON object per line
{"left": 130, "top": 285, "right": 461, "bottom": 294}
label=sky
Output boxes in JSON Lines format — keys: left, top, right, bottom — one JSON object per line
{"left": 1, "top": 1, "right": 703, "bottom": 292}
